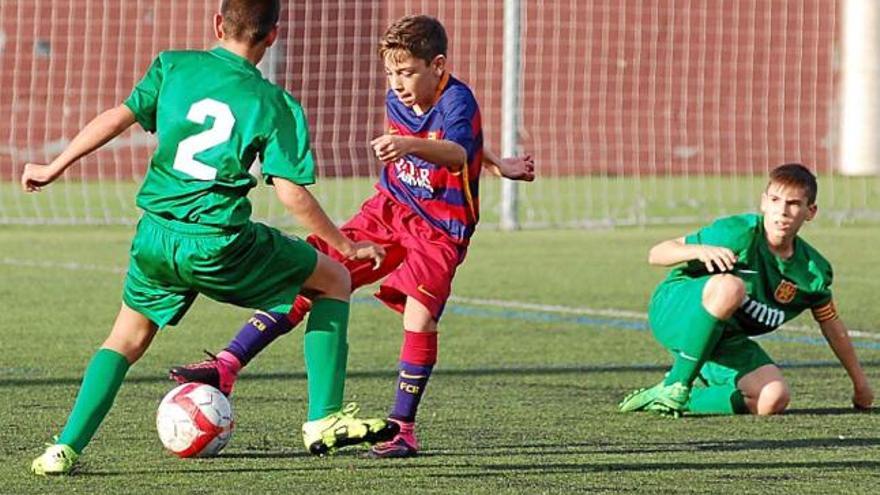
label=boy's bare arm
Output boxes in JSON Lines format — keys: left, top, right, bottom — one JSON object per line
{"left": 648, "top": 237, "right": 737, "bottom": 272}
{"left": 482, "top": 147, "right": 535, "bottom": 181}
{"left": 819, "top": 317, "right": 874, "bottom": 409}
{"left": 371, "top": 134, "right": 466, "bottom": 170}
{"left": 21, "top": 104, "right": 137, "bottom": 192}
{"left": 273, "top": 178, "right": 384, "bottom": 268}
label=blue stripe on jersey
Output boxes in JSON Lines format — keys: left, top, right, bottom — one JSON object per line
{"left": 378, "top": 174, "right": 473, "bottom": 240}
{"left": 378, "top": 75, "right": 482, "bottom": 243}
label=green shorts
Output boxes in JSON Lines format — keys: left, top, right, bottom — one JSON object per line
{"left": 649, "top": 277, "right": 775, "bottom": 386}
{"left": 123, "top": 213, "right": 318, "bottom": 328}
{"left": 700, "top": 333, "right": 775, "bottom": 387}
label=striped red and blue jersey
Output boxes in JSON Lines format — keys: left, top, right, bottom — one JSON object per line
{"left": 377, "top": 73, "right": 483, "bottom": 244}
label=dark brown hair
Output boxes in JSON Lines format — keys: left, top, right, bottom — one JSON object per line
{"left": 221, "top": 0, "right": 280, "bottom": 45}
{"left": 378, "top": 15, "right": 448, "bottom": 64}
{"left": 768, "top": 163, "right": 818, "bottom": 204}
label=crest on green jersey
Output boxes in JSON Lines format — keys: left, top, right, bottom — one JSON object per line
{"left": 774, "top": 279, "right": 798, "bottom": 304}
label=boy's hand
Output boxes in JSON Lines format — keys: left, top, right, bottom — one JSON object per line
{"left": 371, "top": 134, "right": 410, "bottom": 162}
{"left": 853, "top": 382, "right": 874, "bottom": 410}
{"left": 498, "top": 155, "right": 535, "bottom": 181}
{"left": 21, "top": 162, "right": 63, "bottom": 192}
{"left": 345, "top": 241, "right": 386, "bottom": 270}
{"left": 694, "top": 245, "right": 737, "bottom": 273}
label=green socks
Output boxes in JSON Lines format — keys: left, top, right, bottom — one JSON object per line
{"left": 58, "top": 348, "right": 130, "bottom": 453}
{"left": 686, "top": 383, "right": 748, "bottom": 415}
{"left": 664, "top": 303, "right": 723, "bottom": 387}
{"left": 303, "top": 298, "right": 350, "bottom": 421}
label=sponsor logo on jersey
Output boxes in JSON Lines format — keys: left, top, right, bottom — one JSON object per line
{"left": 394, "top": 158, "right": 434, "bottom": 194}
{"left": 774, "top": 279, "right": 798, "bottom": 304}
{"left": 427, "top": 131, "right": 440, "bottom": 140}
{"left": 740, "top": 296, "right": 786, "bottom": 329}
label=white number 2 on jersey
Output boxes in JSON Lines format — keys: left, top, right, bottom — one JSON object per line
{"left": 172, "top": 98, "right": 235, "bottom": 180}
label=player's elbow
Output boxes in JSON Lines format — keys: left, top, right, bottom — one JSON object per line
{"left": 274, "top": 179, "right": 311, "bottom": 212}
{"left": 647, "top": 244, "right": 665, "bottom": 266}
{"left": 107, "top": 104, "right": 137, "bottom": 131}
{"left": 444, "top": 141, "right": 467, "bottom": 169}
{"left": 454, "top": 147, "right": 467, "bottom": 166}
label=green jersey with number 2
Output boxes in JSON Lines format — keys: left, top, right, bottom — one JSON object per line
{"left": 124, "top": 46, "right": 315, "bottom": 228}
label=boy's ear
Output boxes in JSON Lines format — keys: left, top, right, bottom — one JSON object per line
{"left": 431, "top": 54, "right": 447, "bottom": 76}
{"left": 264, "top": 25, "right": 279, "bottom": 48}
{"left": 213, "top": 13, "right": 224, "bottom": 40}
{"left": 806, "top": 203, "right": 818, "bottom": 221}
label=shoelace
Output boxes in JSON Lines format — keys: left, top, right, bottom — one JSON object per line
{"left": 40, "top": 443, "right": 73, "bottom": 461}
{"left": 184, "top": 350, "right": 220, "bottom": 370}
{"left": 339, "top": 402, "right": 360, "bottom": 418}
{"left": 43, "top": 435, "right": 60, "bottom": 449}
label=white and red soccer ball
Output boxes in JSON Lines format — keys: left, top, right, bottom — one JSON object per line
{"left": 156, "top": 383, "right": 234, "bottom": 458}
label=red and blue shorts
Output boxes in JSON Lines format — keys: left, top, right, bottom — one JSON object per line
{"left": 306, "top": 192, "right": 468, "bottom": 320}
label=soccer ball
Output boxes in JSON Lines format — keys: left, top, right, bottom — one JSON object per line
{"left": 156, "top": 383, "right": 234, "bottom": 458}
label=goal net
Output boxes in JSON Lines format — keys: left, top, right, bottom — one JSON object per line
{"left": 2, "top": 0, "right": 877, "bottom": 227}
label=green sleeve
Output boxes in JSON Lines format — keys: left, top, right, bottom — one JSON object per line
{"left": 809, "top": 257, "right": 834, "bottom": 307}
{"left": 260, "top": 92, "right": 316, "bottom": 186}
{"left": 123, "top": 55, "right": 164, "bottom": 133}
{"left": 684, "top": 214, "right": 757, "bottom": 253}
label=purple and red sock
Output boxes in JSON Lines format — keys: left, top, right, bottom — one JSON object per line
{"left": 389, "top": 330, "right": 437, "bottom": 422}
{"left": 225, "top": 310, "right": 295, "bottom": 366}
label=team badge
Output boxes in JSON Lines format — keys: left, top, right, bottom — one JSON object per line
{"left": 774, "top": 279, "right": 798, "bottom": 304}
{"left": 427, "top": 131, "right": 440, "bottom": 140}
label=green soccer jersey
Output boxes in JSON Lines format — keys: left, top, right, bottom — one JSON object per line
{"left": 663, "top": 213, "right": 834, "bottom": 336}
{"left": 124, "top": 46, "right": 315, "bottom": 228}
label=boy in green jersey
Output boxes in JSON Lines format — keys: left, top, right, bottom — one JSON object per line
{"left": 24, "top": 0, "right": 396, "bottom": 476}
{"left": 619, "top": 164, "right": 873, "bottom": 417}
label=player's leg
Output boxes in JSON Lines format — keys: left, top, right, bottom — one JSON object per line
{"left": 620, "top": 274, "right": 743, "bottom": 416}
{"left": 167, "top": 308, "right": 291, "bottom": 396}
{"left": 666, "top": 273, "right": 744, "bottom": 384}
{"left": 170, "top": 198, "right": 401, "bottom": 394}
{"left": 181, "top": 221, "right": 395, "bottom": 454}
{"left": 368, "top": 298, "right": 438, "bottom": 458}
{"left": 368, "top": 220, "right": 461, "bottom": 459}
{"left": 736, "top": 364, "right": 789, "bottom": 415}
{"left": 686, "top": 336, "right": 777, "bottom": 415}
{"left": 298, "top": 251, "right": 399, "bottom": 454}
{"left": 685, "top": 362, "right": 747, "bottom": 416}
{"left": 32, "top": 304, "right": 158, "bottom": 475}
{"left": 33, "top": 215, "right": 191, "bottom": 475}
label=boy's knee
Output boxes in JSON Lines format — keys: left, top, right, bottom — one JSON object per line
{"left": 303, "top": 255, "right": 352, "bottom": 300}
{"left": 702, "top": 274, "right": 746, "bottom": 318}
{"left": 755, "top": 381, "right": 790, "bottom": 416}
{"left": 320, "top": 260, "right": 352, "bottom": 299}
{"left": 329, "top": 261, "right": 351, "bottom": 289}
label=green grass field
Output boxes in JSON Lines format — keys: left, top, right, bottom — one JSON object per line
{"left": 4, "top": 174, "right": 880, "bottom": 228}
{"left": 1, "top": 221, "right": 879, "bottom": 493}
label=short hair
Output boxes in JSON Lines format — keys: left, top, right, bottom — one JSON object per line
{"left": 767, "top": 163, "right": 818, "bottom": 204}
{"left": 220, "top": 0, "right": 280, "bottom": 45}
{"left": 378, "top": 15, "right": 448, "bottom": 65}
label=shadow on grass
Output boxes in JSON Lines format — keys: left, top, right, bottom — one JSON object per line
{"left": 78, "top": 457, "right": 880, "bottom": 478}
{"left": 432, "top": 436, "right": 880, "bottom": 458}
{"left": 6, "top": 360, "right": 879, "bottom": 388}
{"left": 784, "top": 406, "right": 877, "bottom": 416}
{"left": 423, "top": 459, "right": 880, "bottom": 478}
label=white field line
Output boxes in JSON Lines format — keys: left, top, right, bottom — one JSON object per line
{"left": 446, "top": 297, "right": 880, "bottom": 340}
{"left": 2, "top": 257, "right": 127, "bottom": 274}
{"left": 4, "top": 257, "right": 878, "bottom": 340}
